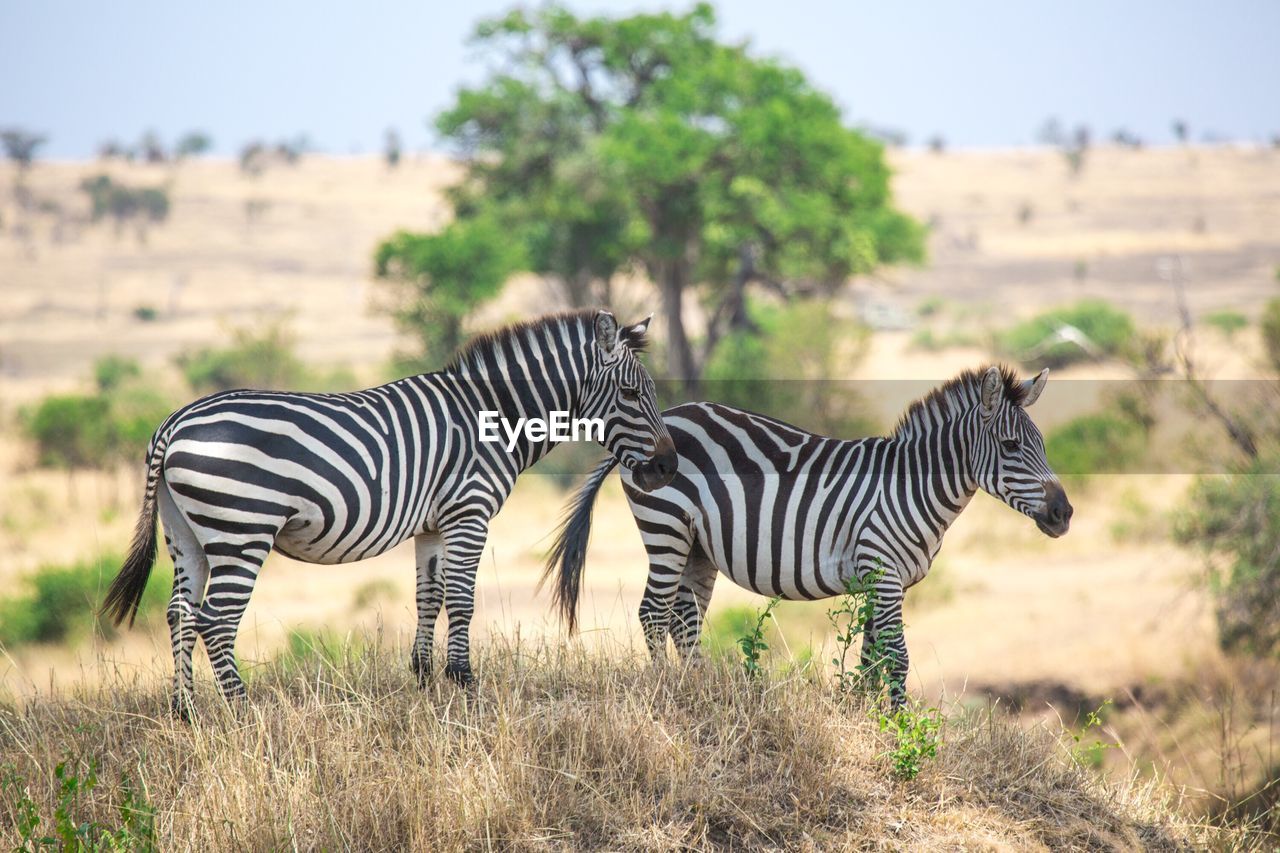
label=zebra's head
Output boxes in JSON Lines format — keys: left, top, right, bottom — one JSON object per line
{"left": 971, "top": 366, "right": 1073, "bottom": 537}
{"left": 582, "top": 311, "right": 677, "bottom": 492}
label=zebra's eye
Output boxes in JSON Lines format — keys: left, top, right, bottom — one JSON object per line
{"left": 1001, "top": 439, "right": 1020, "bottom": 453}
{"left": 620, "top": 387, "right": 639, "bottom": 402}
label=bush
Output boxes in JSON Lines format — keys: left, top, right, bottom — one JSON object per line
{"left": 177, "top": 326, "right": 319, "bottom": 394}
{"left": 22, "top": 395, "right": 115, "bottom": 469}
{"left": 1045, "top": 411, "right": 1147, "bottom": 482}
{"left": 997, "top": 300, "right": 1137, "bottom": 368}
{"left": 701, "top": 300, "right": 876, "bottom": 437}
{"left": 0, "top": 554, "right": 171, "bottom": 648}
{"left": 22, "top": 357, "right": 174, "bottom": 470}
{"left": 1261, "top": 299, "right": 1280, "bottom": 374}
{"left": 1203, "top": 311, "right": 1247, "bottom": 338}
{"left": 1176, "top": 457, "right": 1280, "bottom": 657}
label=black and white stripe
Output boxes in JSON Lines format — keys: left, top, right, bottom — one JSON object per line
{"left": 105, "top": 309, "right": 676, "bottom": 717}
{"left": 545, "top": 365, "right": 1072, "bottom": 703}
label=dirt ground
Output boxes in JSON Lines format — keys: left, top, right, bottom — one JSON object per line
{"left": 2, "top": 144, "right": 1278, "bottom": 706}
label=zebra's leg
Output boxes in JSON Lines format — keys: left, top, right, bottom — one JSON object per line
{"left": 669, "top": 549, "right": 718, "bottom": 662}
{"left": 158, "top": 484, "right": 209, "bottom": 721}
{"left": 636, "top": 530, "right": 695, "bottom": 664}
{"left": 440, "top": 515, "right": 490, "bottom": 687}
{"left": 411, "top": 532, "right": 444, "bottom": 686}
{"left": 859, "top": 562, "right": 909, "bottom": 707}
{"left": 193, "top": 542, "right": 273, "bottom": 704}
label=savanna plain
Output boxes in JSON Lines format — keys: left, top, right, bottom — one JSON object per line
{"left": 1, "top": 145, "right": 1278, "bottom": 848}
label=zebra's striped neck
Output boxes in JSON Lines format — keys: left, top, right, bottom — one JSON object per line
{"left": 891, "top": 365, "right": 1026, "bottom": 441}
{"left": 437, "top": 313, "right": 599, "bottom": 471}
{"left": 890, "top": 416, "right": 980, "bottom": 540}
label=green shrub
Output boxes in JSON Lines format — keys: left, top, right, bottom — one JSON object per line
{"left": 22, "top": 395, "right": 115, "bottom": 468}
{"left": 878, "top": 702, "right": 943, "bottom": 780}
{"left": 1045, "top": 410, "right": 1147, "bottom": 482}
{"left": 1203, "top": 310, "right": 1247, "bottom": 338}
{"left": 1176, "top": 456, "right": 1280, "bottom": 657}
{"left": 177, "top": 325, "right": 309, "bottom": 394}
{"left": 997, "top": 300, "right": 1136, "bottom": 368}
{"left": 1260, "top": 299, "right": 1280, "bottom": 374}
{"left": 0, "top": 554, "right": 171, "bottom": 649}
{"left": 701, "top": 300, "right": 876, "bottom": 437}
{"left": 22, "top": 358, "right": 174, "bottom": 470}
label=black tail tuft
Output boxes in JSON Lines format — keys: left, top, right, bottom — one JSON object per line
{"left": 102, "top": 483, "right": 159, "bottom": 628}
{"left": 540, "top": 456, "right": 618, "bottom": 633}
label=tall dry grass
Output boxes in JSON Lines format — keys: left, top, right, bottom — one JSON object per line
{"left": 0, "top": 636, "right": 1253, "bottom": 851}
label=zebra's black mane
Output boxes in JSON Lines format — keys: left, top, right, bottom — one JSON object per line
{"left": 444, "top": 309, "right": 648, "bottom": 373}
{"left": 892, "top": 365, "right": 1029, "bottom": 439}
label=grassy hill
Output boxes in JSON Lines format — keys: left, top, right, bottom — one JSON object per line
{"left": 0, "top": 640, "right": 1249, "bottom": 850}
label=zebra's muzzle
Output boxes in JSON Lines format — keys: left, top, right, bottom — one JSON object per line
{"left": 1033, "top": 482, "right": 1073, "bottom": 538}
{"left": 630, "top": 436, "right": 677, "bottom": 492}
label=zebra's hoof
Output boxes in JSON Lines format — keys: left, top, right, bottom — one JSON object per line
{"left": 411, "top": 658, "right": 432, "bottom": 689}
{"left": 444, "top": 663, "right": 475, "bottom": 688}
{"left": 170, "top": 696, "right": 193, "bottom": 724}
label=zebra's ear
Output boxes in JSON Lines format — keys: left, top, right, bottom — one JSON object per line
{"left": 619, "top": 315, "right": 651, "bottom": 351}
{"left": 980, "top": 365, "right": 1004, "bottom": 415}
{"left": 594, "top": 310, "right": 619, "bottom": 354}
{"left": 1021, "top": 368, "right": 1049, "bottom": 408}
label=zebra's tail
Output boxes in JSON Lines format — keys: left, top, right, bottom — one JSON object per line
{"left": 540, "top": 455, "right": 619, "bottom": 634}
{"left": 103, "top": 434, "right": 166, "bottom": 628}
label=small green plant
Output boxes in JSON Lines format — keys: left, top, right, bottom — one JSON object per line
{"left": 1067, "top": 698, "right": 1117, "bottom": 769}
{"left": 1203, "top": 310, "right": 1247, "bottom": 338}
{"left": 132, "top": 305, "right": 159, "bottom": 322}
{"left": 877, "top": 701, "right": 943, "bottom": 780}
{"left": 2, "top": 756, "right": 157, "bottom": 851}
{"left": 828, "top": 562, "right": 885, "bottom": 695}
{"left": 736, "top": 596, "right": 780, "bottom": 678}
{"left": 2, "top": 762, "right": 49, "bottom": 848}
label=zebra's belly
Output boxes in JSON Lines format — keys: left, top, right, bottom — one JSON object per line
{"left": 273, "top": 506, "right": 419, "bottom": 565}
{"left": 696, "top": 520, "right": 851, "bottom": 600}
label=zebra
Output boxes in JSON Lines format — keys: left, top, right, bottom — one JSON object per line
{"left": 103, "top": 309, "right": 677, "bottom": 717}
{"left": 542, "top": 365, "right": 1072, "bottom": 704}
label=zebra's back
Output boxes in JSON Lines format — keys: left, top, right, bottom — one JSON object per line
{"left": 160, "top": 380, "right": 462, "bottom": 565}
{"left": 620, "top": 402, "right": 895, "bottom": 600}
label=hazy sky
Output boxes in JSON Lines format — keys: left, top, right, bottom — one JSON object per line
{"left": 3, "top": 0, "right": 1278, "bottom": 158}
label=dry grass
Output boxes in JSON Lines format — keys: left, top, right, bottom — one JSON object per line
{"left": 0, "top": 637, "right": 1251, "bottom": 851}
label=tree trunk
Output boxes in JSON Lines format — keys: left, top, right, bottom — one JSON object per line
{"left": 658, "top": 259, "right": 697, "bottom": 392}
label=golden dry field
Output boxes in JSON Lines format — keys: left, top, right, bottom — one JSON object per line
{"left": 2, "top": 145, "right": 1279, "bottom": 838}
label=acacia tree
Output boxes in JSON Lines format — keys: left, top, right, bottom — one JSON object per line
{"left": 1, "top": 128, "right": 47, "bottom": 172}
{"left": 436, "top": 4, "right": 924, "bottom": 389}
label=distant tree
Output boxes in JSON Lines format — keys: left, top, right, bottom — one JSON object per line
{"left": 239, "top": 141, "right": 267, "bottom": 176}
{"left": 1172, "top": 119, "right": 1189, "bottom": 144}
{"left": 373, "top": 216, "right": 523, "bottom": 368}
{"left": 436, "top": 4, "right": 923, "bottom": 388}
{"left": 1, "top": 128, "right": 47, "bottom": 171}
{"left": 927, "top": 134, "right": 946, "bottom": 154}
{"left": 175, "top": 131, "right": 213, "bottom": 158}
{"left": 1035, "top": 116, "right": 1066, "bottom": 147}
{"left": 138, "top": 130, "right": 167, "bottom": 163}
{"left": 97, "top": 138, "right": 128, "bottom": 160}
{"left": 79, "top": 174, "right": 171, "bottom": 239}
{"left": 384, "top": 128, "right": 402, "bottom": 169}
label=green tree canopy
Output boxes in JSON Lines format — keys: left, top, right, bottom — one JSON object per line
{"left": 435, "top": 3, "right": 924, "bottom": 387}
{"left": 374, "top": 215, "right": 523, "bottom": 369}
